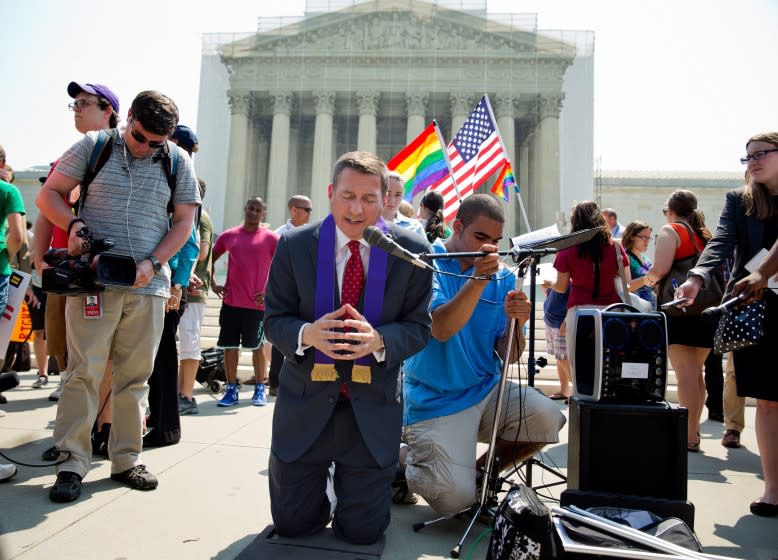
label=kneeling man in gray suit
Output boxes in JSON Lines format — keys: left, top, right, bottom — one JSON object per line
{"left": 264, "top": 151, "right": 433, "bottom": 544}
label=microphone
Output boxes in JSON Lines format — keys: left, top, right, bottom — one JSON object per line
{"left": 701, "top": 296, "right": 743, "bottom": 322}
{"left": 362, "top": 226, "right": 432, "bottom": 270}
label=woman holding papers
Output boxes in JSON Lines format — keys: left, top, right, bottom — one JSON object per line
{"left": 675, "top": 132, "right": 778, "bottom": 517}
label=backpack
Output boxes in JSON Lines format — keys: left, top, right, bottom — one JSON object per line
{"left": 656, "top": 222, "right": 723, "bottom": 317}
{"left": 76, "top": 128, "right": 179, "bottom": 216}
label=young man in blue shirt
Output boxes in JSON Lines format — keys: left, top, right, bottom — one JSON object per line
{"left": 401, "top": 194, "right": 566, "bottom": 516}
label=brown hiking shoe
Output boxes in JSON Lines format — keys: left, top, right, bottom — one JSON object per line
{"left": 721, "top": 429, "right": 741, "bottom": 449}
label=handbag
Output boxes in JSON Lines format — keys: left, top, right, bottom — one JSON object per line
{"left": 657, "top": 222, "right": 723, "bottom": 317}
{"left": 487, "top": 484, "right": 558, "bottom": 560}
{"left": 714, "top": 299, "right": 768, "bottom": 354}
{"left": 614, "top": 241, "right": 654, "bottom": 313}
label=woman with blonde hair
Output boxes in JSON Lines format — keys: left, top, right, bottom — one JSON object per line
{"left": 645, "top": 190, "right": 715, "bottom": 452}
{"left": 676, "top": 132, "right": 778, "bottom": 516}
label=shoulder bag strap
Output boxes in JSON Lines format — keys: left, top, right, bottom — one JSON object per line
{"left": 614, "top": 240, "right": 630, "bottom": 298}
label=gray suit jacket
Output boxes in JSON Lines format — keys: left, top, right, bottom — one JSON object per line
{"left": 690, "top": 188, "right": 766, "bottom": 296}
{"left": 264, "top": 220, "right": 432, "bottom": 468}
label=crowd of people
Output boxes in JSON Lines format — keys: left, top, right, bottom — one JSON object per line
{"left": 0, "top": 81, "right": 776, "bottom": 543}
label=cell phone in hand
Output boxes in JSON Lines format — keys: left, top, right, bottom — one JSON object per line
{"left": 660, "top": 297, "right": 691, "bottom": 309}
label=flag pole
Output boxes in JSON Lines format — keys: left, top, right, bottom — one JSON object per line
{"left": 483, "top": 95, "right": 532, "bottom": 233}
{"left": 432, "top": 119, "right": 462, "bottom": 203}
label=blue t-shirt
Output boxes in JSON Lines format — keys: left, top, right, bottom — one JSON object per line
{"left": 543, "top": 286, "right": 569, "bottom": 329}
{"left": 628, "top": 251, "right": 657, "bottom": 310}
{"left": 403, "top": 258, "right": 515, "bottom": 425}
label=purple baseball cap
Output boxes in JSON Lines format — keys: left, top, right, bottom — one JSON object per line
{"left": 67, "top": 82, "right": 120, "bottom": 113}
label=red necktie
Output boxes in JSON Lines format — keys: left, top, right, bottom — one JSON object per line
{"left": 341, "top": 240, "right": 364, "bottom": 309}
{"left": 339, "top": 240, "right": 364, "bottom": 399}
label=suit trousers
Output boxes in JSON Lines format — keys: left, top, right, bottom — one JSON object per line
{"left": 268, "top": 399, "right": 394, "bottom": 545}
{"left": 54, "top": 291, "right": 165, "bottom": 477}
{"left": 144, "top": 297, "right": 186, "bottom": 446}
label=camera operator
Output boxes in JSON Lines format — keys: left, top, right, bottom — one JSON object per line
{"left": 398, "top": 195, "right": 566, "bottom": 515}
{"left": 36, "top": 91, "right": 200, "bottom": 503}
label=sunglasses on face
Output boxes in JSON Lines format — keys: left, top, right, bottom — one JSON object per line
{"left": 129, "top": 119, "right": 166, "bottom": 149}
{"left": 68, "top": 99, "right": 100, "bottom": 111}
{"left": 295, "top": 206, "right": 313, "bottom": 213}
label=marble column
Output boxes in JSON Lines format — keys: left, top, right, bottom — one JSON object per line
{"left": 311, "top": 91, "right": 336, "bottom": 220}
{"left": 494, "top": 94, "right": 518, "bottom": 240}
{"left": 267, "top": 91, "right": 293, "bottom": 229}
{"left": 254, "top": 120, "right": 269, "bottom": 203}
{"left": 356, "top": 91, "right": 380, "bottom": 154}
{"left": 406, "top": 93, "right": 428, "bottom": 144}
{"left": 535, "top": 95, "right": 563, "bottom": 230}
{"left": 449, "top": 93, "right": 472, "bottom": 137}
{"left": 224, "top": 92, "right": 251, "bottom": 229}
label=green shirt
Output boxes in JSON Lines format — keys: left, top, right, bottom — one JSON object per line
{"left": 188, "top": 210, "right": 213, "bottom": 304}
{"left": 0, "top": 180, "right": 26, "bottom": 276}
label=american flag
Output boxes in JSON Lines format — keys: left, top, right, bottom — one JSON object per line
{"left": 431, "top": 96, "right": 508, "bottom": 222}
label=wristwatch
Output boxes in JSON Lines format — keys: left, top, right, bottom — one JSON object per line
{"left": 147, "top": 255, "right": 162, "bottom": 274}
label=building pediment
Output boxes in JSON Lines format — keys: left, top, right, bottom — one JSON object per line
{"left": 220, "top": 0, "right": 575, "bottom": 63}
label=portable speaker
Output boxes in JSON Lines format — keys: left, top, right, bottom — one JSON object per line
{"left": 567, "top": 399, "right": 688, "bottom": 500}
{"left": 573, "top": 308, "right": 667, "bottom": 403}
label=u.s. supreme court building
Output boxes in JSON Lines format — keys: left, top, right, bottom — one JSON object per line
{"left": 196, "top": 0, "right": 595, "bottom": 239}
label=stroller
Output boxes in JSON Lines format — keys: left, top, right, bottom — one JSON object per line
{"left": 196, "top": 347, "right": 227, "bottom": 393}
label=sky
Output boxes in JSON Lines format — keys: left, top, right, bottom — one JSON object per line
{"left": 2, "top": 0, "right": 777, "bottom": 172}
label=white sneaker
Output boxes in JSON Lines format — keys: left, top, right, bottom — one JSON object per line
{"left": 0, "top": 463, "right": 17, "bottom": 481}
{"left": 32, "top": 375, "right": 48, "bottom": 388}
{"left": 49, "top": 383, "right": 62, "bottom": 402}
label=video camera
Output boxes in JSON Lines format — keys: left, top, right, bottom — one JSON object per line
{"left": 42, "top": 227, "right": 137, "bottom": 295}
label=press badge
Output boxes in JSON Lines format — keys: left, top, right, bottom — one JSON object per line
{"left": 82, "top": 293, "right": 103, "bottom": 319}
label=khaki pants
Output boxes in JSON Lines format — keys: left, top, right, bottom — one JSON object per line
{"left": 724, "top": 352, "right": 746, "bottom": 432}
{"left": 54, "top": 291, "right": 165, "bottom": 477}
{"left": 404, "top": 382, "right": 565, "bottom": 516}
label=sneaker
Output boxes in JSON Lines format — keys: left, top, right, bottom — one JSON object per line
{"left": 217, "top": 383, "right": 239, "bottom": 407}
{"left": 32, "top": 375, "right": 48, "bottom": 388}
{"left": 49, "top": 471, "right": 82, "bottom": 502}
{"left": 721, "top": 429, "right": 741, "bottom": 448}
{"left": 49, "top": 383, "right": 63, "bottom": 402}
{"left": 110, "top": 464, "right": 158, "bottom": 490}
{"left": 42, "top": 446, "right": 61, "bottom": 461}
{"left": 0, "top": 463, "right": 17, "bottom": 482}
{"left": 391, "top": 468, "right": 418, "bottom": 505}
{"left": 251, "top": 383, "right": 267, "bottom": 406}
{"left": 178, "top": 395, "right": 199, "bottom": 415}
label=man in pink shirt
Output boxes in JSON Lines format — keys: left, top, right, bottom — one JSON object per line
{"left": 212, "top": 197, "right": 279, "bottom": 407}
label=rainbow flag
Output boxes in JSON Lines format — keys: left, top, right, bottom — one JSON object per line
{"left": 491, "top": 162, "right": 517, "bottom": 202}
{"left": 387, "top": 123, "right": 450, "bottom": 201}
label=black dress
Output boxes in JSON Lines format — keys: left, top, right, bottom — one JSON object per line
{"left": 733, "top": 213, "right": 778, "bottom": 401}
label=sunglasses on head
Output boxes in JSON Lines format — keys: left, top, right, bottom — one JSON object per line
{"left": 130, "top": 119, "right": 166, "bottom": 149}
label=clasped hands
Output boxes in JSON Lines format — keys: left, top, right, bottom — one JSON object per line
{"left": 302, "top": 303, "right": 383, "bottom": 361}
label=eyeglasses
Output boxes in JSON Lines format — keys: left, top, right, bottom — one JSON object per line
{"left": 295, "top": 207, "right": 313, "bottom": 213}
{"left": 68, "top": 99, "right": 100, "bottom": 111}
{"left": 129, "top": 119, "right": 166, "bottom": 149}
{"left": 740, "top": 149, "right": 778, "bottom": 165}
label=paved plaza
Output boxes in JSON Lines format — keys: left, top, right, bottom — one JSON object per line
{"left": 0, "top": 370, "right": 774, "bottom": 560}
